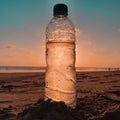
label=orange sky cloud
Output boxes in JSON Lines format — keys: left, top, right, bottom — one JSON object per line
{"left": 4, "top": 44, "right": 16, "bottom": 49}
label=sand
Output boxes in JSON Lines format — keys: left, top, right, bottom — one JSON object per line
{"left": 0, "top": 71, "right": 120, "bottom": 120}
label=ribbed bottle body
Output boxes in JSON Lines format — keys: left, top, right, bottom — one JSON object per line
{"left": 45, "top": 16, "right": 76, "bottom": 108}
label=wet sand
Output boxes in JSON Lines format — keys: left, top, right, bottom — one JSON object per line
{"left": 0, "top": 71, "right": 120, "bottom": 120}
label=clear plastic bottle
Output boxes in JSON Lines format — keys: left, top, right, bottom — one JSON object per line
{"left": 45, "top": 4, "right": 76, "bottom": 108}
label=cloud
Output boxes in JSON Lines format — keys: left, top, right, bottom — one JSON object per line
{"left": 4, "top": 44, "right": 16, "bottom": 49}
{"left": 85, "top": 40, "right": 93, "bottom": 46}
{"left": 114, "top": 27, "right": 120, "bottom": 32}
{"left": 75, "top": 27, "right": 81, "bottom": 36}
{"left": 117, "top": 28, "right": 120, "bottom": 32}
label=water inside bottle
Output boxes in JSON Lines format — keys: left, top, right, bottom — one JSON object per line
{"left": 45, "top": 15, "right": 76, "bottom": 108}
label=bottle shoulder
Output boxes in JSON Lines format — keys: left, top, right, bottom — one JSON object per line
{"left": 47, "top": 17, "right": 75, "bottom": 30}
{"left": 46, "top": 17, "right": 75, "bottom": 43}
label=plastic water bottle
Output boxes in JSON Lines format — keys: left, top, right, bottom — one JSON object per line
{"left": 45, "top": 4, "right": 76, "bottom": 108}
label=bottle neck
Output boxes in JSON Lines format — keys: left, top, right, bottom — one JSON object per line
{"left": 54, "top": 14, "right": 66, "bottom": 18}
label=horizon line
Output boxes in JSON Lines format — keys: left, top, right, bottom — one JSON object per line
{"left": 0, "top": 66, "right": 120, "bottom": 69}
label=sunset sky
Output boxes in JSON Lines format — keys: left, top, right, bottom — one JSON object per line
{"left": 0, "top": 0, "right": 120, "bottom": 67}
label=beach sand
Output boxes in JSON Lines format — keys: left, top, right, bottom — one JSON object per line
{"left": 0, "top": 71, "right": 120, "bottom": 120}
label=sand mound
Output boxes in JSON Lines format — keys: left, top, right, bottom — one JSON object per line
{"left": 0, "top": 106, "right": 16, "bottom": 120}
{"left": 17, "top": 94, "right": 120, "bottom": 120}
{"left": 17, "top": 99, "right": 82, "bottom": 120}
{"left": 101, "top": 110, "right": 120, "bottom": 120}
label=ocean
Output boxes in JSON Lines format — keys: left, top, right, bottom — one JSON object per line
{"left": 0, "top": 66, "right": 46, "bottom": 73}
{"left": 0, "top": 66, "right": 118, "bottom": 73}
